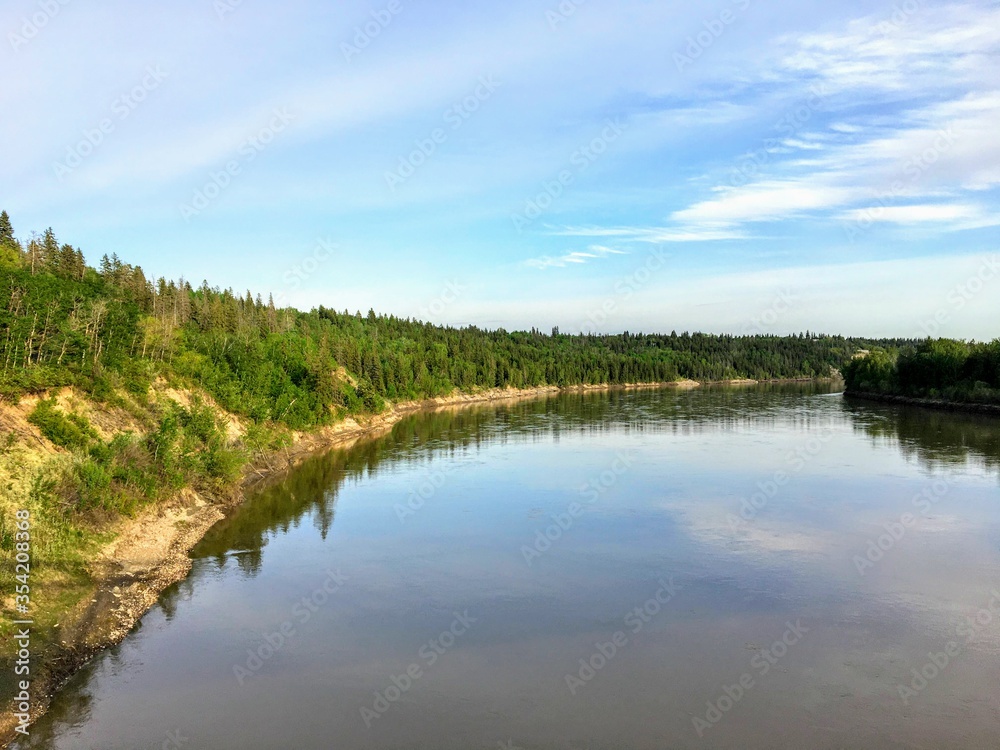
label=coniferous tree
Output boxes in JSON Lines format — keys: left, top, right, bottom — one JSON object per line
{"left": 41, "top": 228, "right": 60, "bottom": 271}
{"left": 0, "top": 210, "right": 15, "bottom": 246}
{"left": 0, "top": 211, "right": 19, "bottom": 267}
{"left": 57, "top": 243, "right": 80, "bottom": 279}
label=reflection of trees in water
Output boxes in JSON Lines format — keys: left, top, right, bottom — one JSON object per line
{"left": 844, "top": 399, "right": 1000, "bottom": 474}
{"left": 156, "top": 570, "right": 198, "bottom": 622}
{"left": 189, "top": 383, "right": 843, "bottom": 578}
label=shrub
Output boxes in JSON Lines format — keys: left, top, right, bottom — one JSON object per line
{"left": 202, "top": 438, "right": 245, "bottom": 481}
{"left": 181, "top": 396, "right": 218, "bottom": 443}
{"left": 121, "top": 359, "right": 154, "bottom": 399}
{"left": 75, "top": 458, "right": 113, "bottom": 510}
{"left": 28, "top": 398, "right": 98, "bottom": 450}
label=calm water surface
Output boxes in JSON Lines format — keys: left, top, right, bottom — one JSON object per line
{"left": 17, "top": 385, "right": 1000, "bottom": 749}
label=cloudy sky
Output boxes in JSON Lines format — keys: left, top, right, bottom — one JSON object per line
{"left": 2, "top": 0, "right": 998, "bottom": 338}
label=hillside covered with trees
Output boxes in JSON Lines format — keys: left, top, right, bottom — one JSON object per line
{"left": 843, "top": 338, "right": 1000, "bottom": 405}
{"left": 1, "top": 210, "right": 914, "bottom": 539}
{"left": 1, "top": 212, "right": 907, "bottom": 429}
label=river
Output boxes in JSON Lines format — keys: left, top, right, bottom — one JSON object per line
{"left": 16, "top": 384, "right": 1000, "bottom": 749}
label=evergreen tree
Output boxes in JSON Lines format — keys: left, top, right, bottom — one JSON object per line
{"left": 0, "top": 210, "right": 15, "bottom": 246}
{"left": 0, "top": 211, "right": 19, "bottom": 267}
{"left": 58, "top": 244, "right": 79, "bottom": 278}
{"left": 41, "top": 227, "right": 60, "bottom": 271}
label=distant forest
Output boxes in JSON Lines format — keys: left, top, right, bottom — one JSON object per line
{"left": 0, "top": 211, "right": 923, "bottom": 428}
{"left": 844, "top": 338, "right": 1000, "bottom": 405}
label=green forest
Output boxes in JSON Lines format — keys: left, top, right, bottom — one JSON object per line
{"left": 843, "top": 338, "right": 1000, "bottom": 405}
{"left": 1, "top": 212, "right": 911, "bottom": 430}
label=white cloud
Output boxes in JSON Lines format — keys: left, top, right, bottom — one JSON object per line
{"left": 671, "top": 183, "right": 861, "bottom": 226}
{"left": 524, "top": 245, "right": 627, "bottom": 270}
{"left": 659, "top": 3, "right": 1000, "bottom": 237}
{"left": 839, "top": 203, "right": 983, "bottom": 223}
{"left": 550, "top": 226, "right": 747, "bottom": 242}
{"left": 783, "top": 138, "right": 825, "bottom": 151}
{"left": 779, "top": 3, "right": 1000, "bottom": 94}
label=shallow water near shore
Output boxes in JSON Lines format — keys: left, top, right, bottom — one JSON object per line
{"left": 15, "top": 384, "right": 1000, "bottom": 749}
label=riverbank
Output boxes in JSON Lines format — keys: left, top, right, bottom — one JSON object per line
{"left": 2, "top": 378, "right": 720, "bottom": 745}
{"left": 844, "top": 390, "right": 1000, "bottom": 416}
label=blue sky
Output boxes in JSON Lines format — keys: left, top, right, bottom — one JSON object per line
{"left": 2, "top": 0, "right": 998, "bottom": 338}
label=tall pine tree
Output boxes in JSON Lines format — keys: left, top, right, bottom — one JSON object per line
{"left": 0, "top": 210, "right": 14, "bottom": 246}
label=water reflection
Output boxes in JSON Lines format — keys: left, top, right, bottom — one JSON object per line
{"left": 844, "top": 396, "right": 1000, "bottom": 473}
{"left": 15, "top": 384, "right": 1000, "bottom": 750}
{"left": 181, "top": 391, "right": 735, "bottom": 563}
{"left": 200, "top": 385, "right": 1000, "bottom": 580}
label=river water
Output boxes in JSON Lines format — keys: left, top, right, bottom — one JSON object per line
{"left": 16, "top": 385, "right": 1000, "bottom": 749}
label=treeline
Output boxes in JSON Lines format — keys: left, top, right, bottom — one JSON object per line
{"left": 843, "top": 338, "right": 1000, "bottom": 405}
{"left": 1, "top": 212, "right": 912, "bottom": 429}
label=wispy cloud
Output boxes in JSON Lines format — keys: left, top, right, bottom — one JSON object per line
{"left": 658, "top": 3, "right": 1000, "bottom": 237}
{"left": 671, "top": 183, "right": 861, "bottom": 227}
{"left": 524, "top": 245, "right": 627, "bottom": 270}
{"left": 838, "top": 203, "right": 983, "bottom": 224}
{"left": 549, "top": 226, "right": 747, "bottom": 242}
